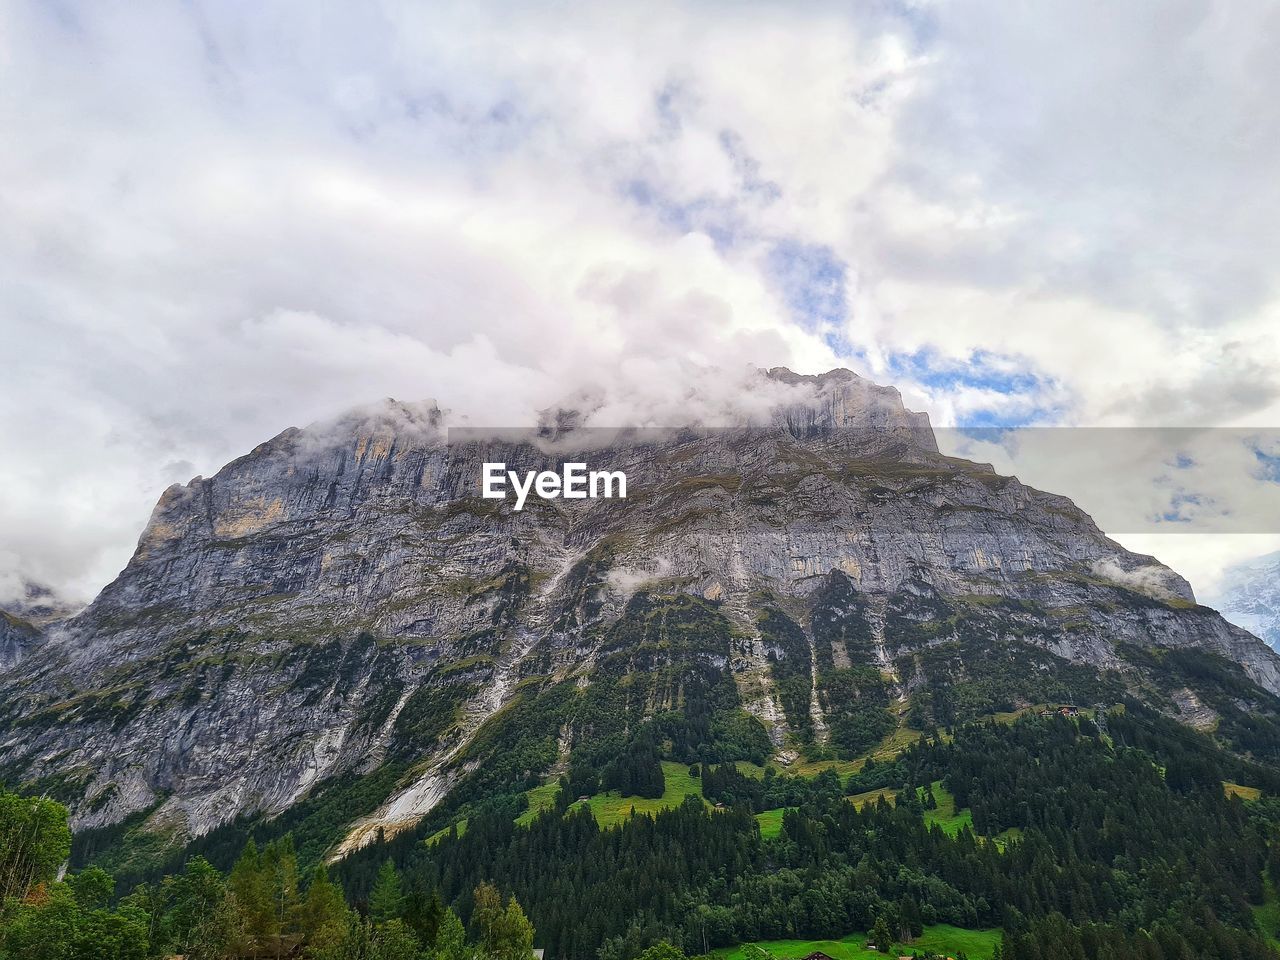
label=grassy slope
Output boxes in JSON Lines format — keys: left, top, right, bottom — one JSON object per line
{"left": 712, "top": 924, "right": 1000, "bottom": 960}
{"left": 734, "top": 724, "right": 930, "bottom": 783}
{"left": 755, "top": 807, "right": 786, "bottom": 839}
{"left": 577, "top": 761, "right": 706, "bottom": 828}
{"left": 528, "top": 708, "right": 1071, "bottom": 842}
{"left": 922, "top": 781, "right": 973, "bottom": 836}
{"left": 425, "top": 818, "right": 469, "bottom": 846}
{"left": 431, "top": 762, "right": 705, "bottom": 841}
{"left": 515, "top": 781, "right": 562, "bottom": 826}
{"left": 489, "top": 706, "right": 1075, "bottom": 845}
{"left": 1254, "top": 879, "right": 1280, "bottom": 948}
{"left": 760, "top": 781, "right": 980, "bottom": 843}
{"left": 917, "top": 781, "right": 1024, "bottom": 850}
{"left": 847, "top": 787, "right": 897, "bottom": 809}
{"left": 841, "top": 781, "right": 1027, "bottom": 851}
{"left": 1226, "top": 781, "right": 1263, "bottom": 801}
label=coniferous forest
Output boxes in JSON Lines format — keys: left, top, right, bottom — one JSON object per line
{"left": 7, "top": 700, "right": 1280, "bottom": 960}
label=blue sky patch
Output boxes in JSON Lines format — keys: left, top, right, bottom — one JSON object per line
{"left": 887, "top": 347, "right": 1063, "bottom": 428}
{"left": 1254, "top": 445, "right": 1280, "bottom": 483}
{"left": 766, "top": 240, "right": 849, "bottom": 330}
{"left": 1159, "top": 492, "right": 1205, "bottom": 524}
{"left": 622, "top": 178, "right": 744, "bottom": 251}
{"left": 888, "top": 347, "right": 1044, "bottom": 395}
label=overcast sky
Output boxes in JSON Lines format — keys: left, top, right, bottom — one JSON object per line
{"left": 3, "top": 0, "right": 1280, "bottom": 605}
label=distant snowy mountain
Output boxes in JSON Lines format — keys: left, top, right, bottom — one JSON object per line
{"left": 1210, "top": 551, "right": 1280, "bottom": 651}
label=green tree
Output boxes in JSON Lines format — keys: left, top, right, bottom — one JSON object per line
{"left": 303, "top": 865, "right": 351, "bottom": 954}
{"left": 406, "top": 884, "right": 444, "bottom": 947}
{"left": 635, "top": 941, "right": 687, "bottom": 960}
{"left": 229, "top": 839, "right": 278, "bottom": 955}
{"left": 0, "top": 883, "right": 81, "bottom": 960}
{"left": 0, "top": 879, "right": 148, "bottom": 960}
{"left": 372, "top": 917, "right": 423, "bottom": 960}
{"left": 312, "top": 912, "right": 372, "bottom": 960}
{"left": 493, "top": 897, "right": 534, "bottom": 960}
{"left": 370, "top": 860, "right": 405, "bottom": 926}
{"left": 159, "top": 855, "right": 229, "bottom": 959}
{"left": 0, "top": 788, "right": 72, "bottom": 903}
{"left": 433, "top": 907, "right": 470, "bottom": 960}
{"left": 74, "top": 902, "right": 152, "bottom": 960}
{"left": 270, "top": 836, "right": 304, "bottom": 952}
{"left": 470, "top": 883, "right": 535, "bottom": 960}
{"left": 871, "top": 915, "right": 894, "bottom": 954}
{"left": 67, "top": 866, "right": 115, "bottom": 911}
{"left": 472, "top": 881, "right": 504, "bottom": 955}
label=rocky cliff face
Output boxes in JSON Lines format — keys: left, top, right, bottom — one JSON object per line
{"left": 0, "top": 610, "right": 41, "bottom": 672}
{"left": 3, "top": 367, "right": 1278, "bottom": 858}
{"left": 0, "top": 582, "right": 76, "bottom": 671}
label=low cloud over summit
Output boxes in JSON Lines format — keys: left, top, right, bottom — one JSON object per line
{"left": 3, "top": 1, "right": 1280, "bottom": 601}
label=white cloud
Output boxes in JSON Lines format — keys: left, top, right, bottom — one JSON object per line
{"left": 2, "top": 0, "right": 1279, "bottom": 603}
{"left": 1114, "top": 534, "right": 1280, "bottom": 604}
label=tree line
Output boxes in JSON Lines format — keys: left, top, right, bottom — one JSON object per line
{"left": 338, "top": 709, "right": 1280, "bottom": 960}
{"left": 10, "top": 705, "right": 1280, "bottom": 960}
{"left": 1, "top": 786, "right": 534, "bottom": 960}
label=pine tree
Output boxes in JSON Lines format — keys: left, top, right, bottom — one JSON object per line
{"left": 264, "top": 835, "right": 303, "bottom": 956}
{"left": 406, "top": 884, "right": 444, "bottom": 948}
{"left": 899, "top": 896, "right": 923, "bottom": 938}
{"left": 372, "top": 918, "right": 423, "bottom": 960}
{"left": 229, "top": 839, "right": 278, "bottom": 954}
{"left": 303, "top": 866, "right": 351, "bottom": 954}
{"left": 370, "top": 860, "right": 406, "bottom": 926}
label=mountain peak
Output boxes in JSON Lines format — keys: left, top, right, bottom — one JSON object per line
{"left": 527, "top": 365, "right": 935, "bottom": 448}
{"left": 764, "top": 365, "right": 938, "bottom": 452}
{"left": 764, "top": 365, "right": 863, "bottom": 385}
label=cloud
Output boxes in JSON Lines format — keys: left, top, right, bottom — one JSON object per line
{"left": 1115, "top": 534, "right": 1280, "bottom": 604}
{"left": 1088, "top": 558, "right": 1185, "bottom": 602}
{"left": 2, "top": 0, "right": 1280, "bottom": 603}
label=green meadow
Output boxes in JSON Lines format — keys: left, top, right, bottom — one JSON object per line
{"left": 711, "top": 924, "right": 1001, "bottom": 960}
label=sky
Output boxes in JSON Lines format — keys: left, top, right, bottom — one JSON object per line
{"left": 2, "top": 0, "right": 1280, "bottom": 605}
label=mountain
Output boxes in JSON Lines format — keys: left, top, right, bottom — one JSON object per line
{"left": 3, "top": 366, "right": 1279, "bottom": 866}
{"left": 0, "top": 581, "right": 78, "bottom": 671}
{"left": 1210, "top": 550, "right": 1280, "bottom": 651}
{"left": 0, "top": 610, "right": 41, "bottom": 672}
